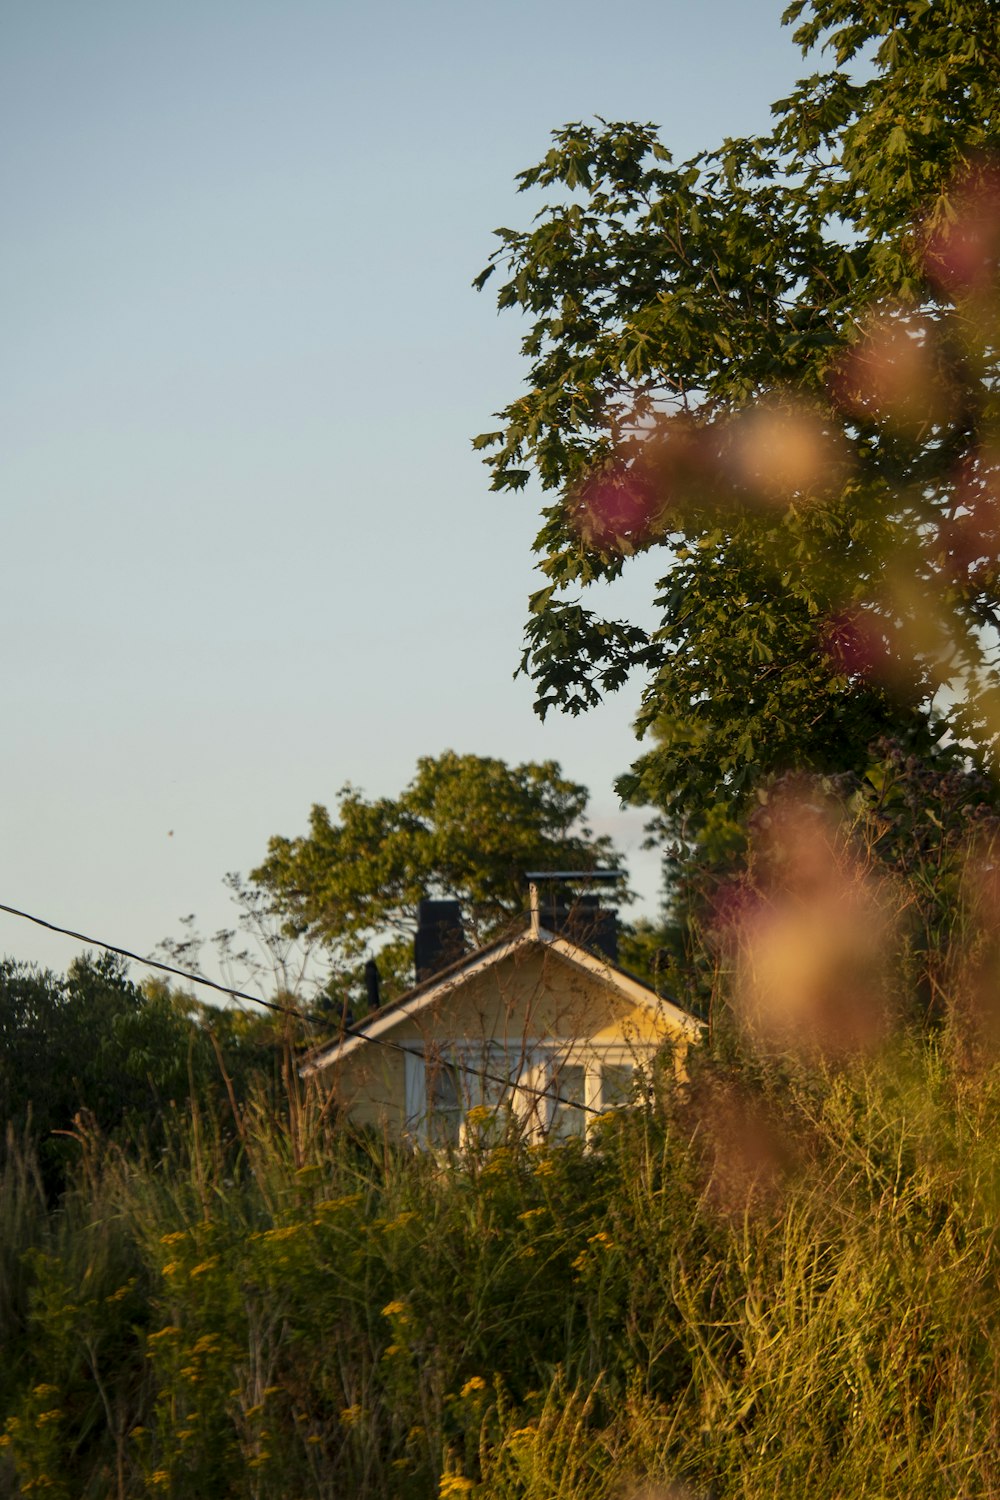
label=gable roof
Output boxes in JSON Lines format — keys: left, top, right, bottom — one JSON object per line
{"left": 300, "top": 923, "right": 702, "bottom": 1078}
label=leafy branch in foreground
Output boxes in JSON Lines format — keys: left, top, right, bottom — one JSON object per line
{"left": 476, "top": 0, "right": 1000, "bottom": 850}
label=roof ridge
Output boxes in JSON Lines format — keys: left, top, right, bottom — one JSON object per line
{"left": 300, "top": 921, "right": 698, "bottom": 1078}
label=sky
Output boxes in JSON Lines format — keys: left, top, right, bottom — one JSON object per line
{"left": 1, "top": 0, "right": 807, "bottom": 995}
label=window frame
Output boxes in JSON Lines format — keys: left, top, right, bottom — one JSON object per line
{"left": 404, "top": 1039, "right": 650, "bottom": 1147}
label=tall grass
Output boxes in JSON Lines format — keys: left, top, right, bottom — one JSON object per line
{"left": 1, "top": 1038, "right": 999, "bottom": 1498}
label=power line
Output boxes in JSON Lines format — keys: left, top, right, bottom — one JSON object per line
{"left": 0, "top": 899, "right": 293, "bottom": 1014}
{"left": 0, "top": 899, "right": 608, "bottom": 1118}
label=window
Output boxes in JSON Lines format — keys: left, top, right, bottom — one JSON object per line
{"left": 548, "top": 1062, "right": 587, "bottom": 1141}
{"left": 408, "top": 1042, "right": 651, "bottom": 1148}
{"left": 425, "top": 1055, "right": 462, "bottom": 1147}
{"left": 418, "top": 1044, "right": 520, "bottom": 1147}
{"left": 600, "top": 1061, "right": 635, "bottom": 1110}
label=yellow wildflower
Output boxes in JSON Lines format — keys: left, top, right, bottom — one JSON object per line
{"left": 339, "top": 1404, "right": 364, "bottom": 1428}
{"left": 381, "top": 1211, "right": 417, "bottom": 1232}
{"left": 147, "top": 1325, "right": 181, "bottom": 1344}
{"left": 189, "top": 1256, "right": 220, "bottom": 1277}
{"left": 460, "top": 1376, "right": 487, "bottom": 1398}
{"left": 381, "top": 1300, "right": 407, "bottom": 1318}
{"left": 316, "top": 1192, "right": 362, "bottom": 1213}
{"left": 261, "top": 1224, "right": 302, "bottom": 1243}
{"left": 439, "top": 1476, "right": 475, "bottom": 1497}
{"left": 159, "top": 1230, "right": 188, "bottom": 1246}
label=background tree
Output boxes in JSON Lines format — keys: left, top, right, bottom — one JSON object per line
{"left": 251, "top": 750, "right": 626, "bottom": 1004}
{"left": 0, "top": 953, "right": 253, "bottom": 1191}
{"left": 474, "top": 0, "right": 1000, "bottom": 866}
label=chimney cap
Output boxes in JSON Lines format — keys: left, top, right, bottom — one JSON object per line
{"left": 417, "top": 896, "right": 463, "bottom": 916}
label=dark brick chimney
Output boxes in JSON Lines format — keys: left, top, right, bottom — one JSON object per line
{"left": 414, "top": 899, "right": 465, "bottom": 983}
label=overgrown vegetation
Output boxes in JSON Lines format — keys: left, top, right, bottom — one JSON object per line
{"left": 0, "top": 954, "right": 291, "bottom": 1195}
{"left": 4, "top": 2, "right": 998, "bottom": 1494}
{"left": 9, "top": 762, "right": 1000, "bottom": 1497}
{"left": 2, "top": 1026, "right": 1000, "bottom": 1499}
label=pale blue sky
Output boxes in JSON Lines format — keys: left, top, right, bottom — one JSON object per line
{"left": 2, "top": 0, "right": 806, "bottom": 988}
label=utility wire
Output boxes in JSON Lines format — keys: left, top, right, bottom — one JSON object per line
{"left": 0, "top": 899, "right": 293, "bottom": 1013}
{"left": 0, "top": 899, "right": 608, "bottom": 1117}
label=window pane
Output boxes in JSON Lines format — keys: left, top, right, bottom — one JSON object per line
{"left": 478, "top": 1044, "right": 512, "bottom": 1108}
{"left": 427, "top": 1058, "right": 462, "bottom": 1147}
{"left": 428, "top": 1060, "right": 459, "bottom": 1110}
{"left": 601, "top": 1063, "right": 634, "bottom": 1109}
{"left": 470, "top": 1046, "right": 519, "bottom": 1142}
{"left": 550, "top": 1062, "right": 587, "bottom": 1141}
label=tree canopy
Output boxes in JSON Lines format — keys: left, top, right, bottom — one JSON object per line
{"left": 250, "top": 750, "right": 624, "bottom": 1002}
{"left": 475, "top": 0, "right": 1000, "bottom": 854}
{"left": 0, "top": 953, "right": 265, "bottom": 1189}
